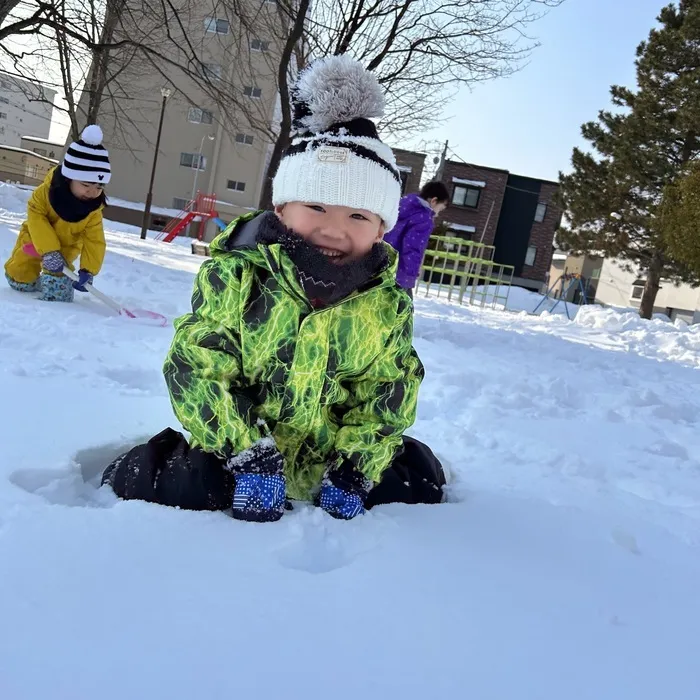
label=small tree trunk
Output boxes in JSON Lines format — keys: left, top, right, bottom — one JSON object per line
{"left": 257, "top": 0, "right": 311, "bottom": 210}
{"left": 258, "top": 129, "right": 291, "bottom": 210}
{"left": 639, "top": 253, "right": 663, "bottom": 320}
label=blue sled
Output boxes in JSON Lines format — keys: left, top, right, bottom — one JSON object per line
{"left": 212, "top": 217, "right": 228, "bottom": 231}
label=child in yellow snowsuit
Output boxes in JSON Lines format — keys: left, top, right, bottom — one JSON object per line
{"left": 4, "top": 124, "right": 111, "bottom": 302}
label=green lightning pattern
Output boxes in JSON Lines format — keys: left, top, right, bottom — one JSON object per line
{"left": 162, "top": 217, "right": 425, "bottom": 501}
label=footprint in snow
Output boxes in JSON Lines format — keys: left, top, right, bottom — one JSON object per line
{"left": 8, "top": 438, "right": 148, "bottom": 508}
{"left": 275, "top": 506, "right": 392, "bottom": 574}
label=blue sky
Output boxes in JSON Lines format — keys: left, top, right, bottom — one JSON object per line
{"left": 402, "top": 0, "right": 670, "bottom": 182}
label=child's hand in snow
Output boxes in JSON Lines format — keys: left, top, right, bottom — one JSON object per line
{"left": 316, "top": 462, "right": 371, "bottom": 520}
{"left": 73, "top": 270, "right": 93, "bottom": 292}
{"left": 226, "top": 440, "right": 286, "bottom": 522}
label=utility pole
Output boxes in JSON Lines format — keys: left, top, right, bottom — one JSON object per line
{"left": 435, "top": 139, "right": 449, "bottom": 181}
{"left": 140, "top": 86, "right": 171, "bottom": 240}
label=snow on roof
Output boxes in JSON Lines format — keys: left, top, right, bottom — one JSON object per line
{"left": 446, "top": 222, "right": 476, "bottom": 233}
{"left": 21, "top": 136, "right": 63, "bottom": 147}
{"left": 552, "top": 253, "right": 568, "bottom": 261}
{"left": 397, "top": 165, "right": 412, "bottom": 172}
{"left": 0, "top": 144, "right": 59, "bottom": 164}
{"left": 452, "top": 177, "right": 486, "bottom": 188}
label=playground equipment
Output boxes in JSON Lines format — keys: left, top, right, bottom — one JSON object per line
{"left": 532, "top": 271, "right": 590, "bottom": 319}
{"left": 416, "top": 234, "right": 514, "bottom": 310}
{"left": 154, "top": 192, "right": 222, "bottom": 242}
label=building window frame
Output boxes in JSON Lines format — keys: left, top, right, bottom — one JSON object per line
{"left": 180, "top": 152, "right": 206, "bottom": 170}
{"left": 524, "top": 245, "right": 537, "bottom": 267}
{"left": 534, "top": 202, "right": 548, "bottom": 223}
{"left": 227, "top": 180, "right": 246, "bottom": 192}
{"left": 243, "top": 86, "right": 262, "bottom": 99}
{"left": 188, "top": 107, "right": 213, "bottom": 125}
{"left": 250, "top": 39, "right": 270, "bottom": 52}
{"left": 202, "top": 63, "right": 223, "bottom": 81}
{"left": 452, "top": 185, "right": 480, "bottom": 208}
{"left": 173, "top": 197, "right": 189, "bottom": 210}
{"left": 235, "top": 133, "right": 254, "bottom": 146}
{"left": 204, "top": 17, "right": 230, "bottom": 34}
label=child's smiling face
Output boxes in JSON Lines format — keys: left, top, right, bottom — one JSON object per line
{"left": 275, "top": 202, "right": 384, "bottom": 263}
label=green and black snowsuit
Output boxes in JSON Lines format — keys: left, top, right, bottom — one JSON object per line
{"left": 162, "top": 212, "right": 425, "bottom": 502}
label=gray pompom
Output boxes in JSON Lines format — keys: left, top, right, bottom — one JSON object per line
{"left": 294, "top": 55, "right": 385, "bottom": 134}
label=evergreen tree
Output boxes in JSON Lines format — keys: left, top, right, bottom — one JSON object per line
{"left": 558, "top": 1, "right": 700, "bottom": 319}
{"left": 660, "top": 162, "right": 700, "bottom": 273}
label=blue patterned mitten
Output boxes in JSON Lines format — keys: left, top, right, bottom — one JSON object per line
{"left": 316, "top": 460, "right": 372, "bottom": 520}
{"left": 226, "top": 439, "right": 286, "bottom": 522}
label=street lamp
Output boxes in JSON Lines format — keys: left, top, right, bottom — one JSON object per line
{"left": 140, "top": 86, "right": 172, "bottom": 240}
{"left": 190, "top": 133, "right": 215, "bottom": 203}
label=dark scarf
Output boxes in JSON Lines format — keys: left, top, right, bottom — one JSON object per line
{"left": 254, "top": 211, "right": 389, "bottom": 308}
{"left": 48, "top": 168, "right": 106, "bottom": 223}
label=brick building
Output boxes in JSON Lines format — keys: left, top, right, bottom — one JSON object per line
{"left": 392, "top": 147, "right": 427, "bottom": 194}
{"left": 437, "top": 159, "right": 561, "bottom": 289}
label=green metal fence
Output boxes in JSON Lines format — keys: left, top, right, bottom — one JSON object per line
{"left": 415, "top": 235, "right": 514, "bottom": 310}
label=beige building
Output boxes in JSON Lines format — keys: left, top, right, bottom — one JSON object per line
{"left": 20, "top": 136, "right": 63, "bottom": 160}
{"left": 595, "top": 258, "right": 700, "bottom": 324}
{"left": 548, "top": 250, "right": 603, "bottom": 303}
{"left": 0, "top": 72, "right": 55, "bottom": 147}
{"left": 73, "top": 2, "right": 283, "bottom": 240}
{"left": 0, "top": 145, "right": 58, "bottom": 186}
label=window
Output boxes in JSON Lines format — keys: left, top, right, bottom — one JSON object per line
{"left": 250, "top": 39, "right": 270, "bottom": 52}
{"left": 452, "top": 185, "right": 480, "bottom": 208}
{"left": 180, "top": 152, "right": 206, "bottom": 170}
{"left": 235, "top": 133, "right": 254, "bottom": 145}
{"left": 631, "top": 285, "right": 644, "bottom": 300}
{"left": 227, "top": 180, "right": 246, "bottom": 192}
{"left": 243, "top": 86, "right": 262, "bottom": 98}
{"left": 535, "top": 202, "right": 547, "bottom": 223}
{"left": 188, "top": 107, "right": 213, "bottom": 124}
{"left": 524, "top": 245, "right": 537, "bottom": 266}
{"left": 202, "top": 63, "right": 222, "bottom": 80}
{"left": 173, "top": 197, "right": 189, "bottom": 210}
{"left": 0, "top": 112, "right": 6, "bottom": 120}
{"left": 204, "top": 17, "right": 230, "bottom": 34}
{"left": 33, "top": 148, "right": 47, "bottom": 156}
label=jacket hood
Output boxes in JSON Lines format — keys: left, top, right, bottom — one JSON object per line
{"left": 400, "top": 193, "right": 434, "bottom": 218}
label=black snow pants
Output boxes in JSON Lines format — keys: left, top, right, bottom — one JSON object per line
{"left": 101, "top": 427, "right": 446, "bottom": 512}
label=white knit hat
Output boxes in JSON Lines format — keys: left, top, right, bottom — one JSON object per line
{"left": 62, "top": 124, "right": 111, "bottom": 184}
{"left": 272, "top": 56, "right": 401, "bottom": 231}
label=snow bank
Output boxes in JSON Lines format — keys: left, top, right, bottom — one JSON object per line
{"left": 0, "top": 181, "right": 699, "bottom": 699}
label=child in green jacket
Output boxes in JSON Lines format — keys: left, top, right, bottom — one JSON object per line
{"left": 102, "top": 56, "right": 446, "bottom": 521}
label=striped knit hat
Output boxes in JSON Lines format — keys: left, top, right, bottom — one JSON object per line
{"left": 62, "top": 124, "right": 111, "bottom": 185}
{"left": 272, "top": 56, "right": 401, "bottom": 231}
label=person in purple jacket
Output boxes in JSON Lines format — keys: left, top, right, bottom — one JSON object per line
{"left": 383, "top": 181, "right": 450, "bottom": 298}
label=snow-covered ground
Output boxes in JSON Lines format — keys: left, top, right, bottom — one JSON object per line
{"left": 1, "top": 182, "right": 699, "bottom": 699}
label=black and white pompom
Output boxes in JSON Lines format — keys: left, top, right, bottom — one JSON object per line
{"left": 292, "top": 55, "right": 385, "bottom": 135}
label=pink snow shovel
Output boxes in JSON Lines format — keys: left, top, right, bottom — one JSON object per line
{"left": 23, "top": 243, "right": 168, "bottom": 326}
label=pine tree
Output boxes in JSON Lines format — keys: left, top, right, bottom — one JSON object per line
{"left": 558, "top": 0, "right": 700, "bottom": 319}
{"left": 660, "top": 162, "right": 700, "bottom": 272}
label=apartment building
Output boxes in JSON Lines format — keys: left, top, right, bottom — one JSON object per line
{"left": 392, "top": 147, "right": 427, "bottom": 194}
{"left": 0, "top": 72, "right": 55, "bottom": 147}
{"left": 438, "top": 160, "right": 562, "bottom": 290}
{"left": 73, "top": 1, "right": 283, "bottom": 239}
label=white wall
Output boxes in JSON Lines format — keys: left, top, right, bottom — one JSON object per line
{"left": 0, "top": 75, "right": 55, "bottom": 147}
{"left": 596, "top": 258, "right": 700, "bottom": 323}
